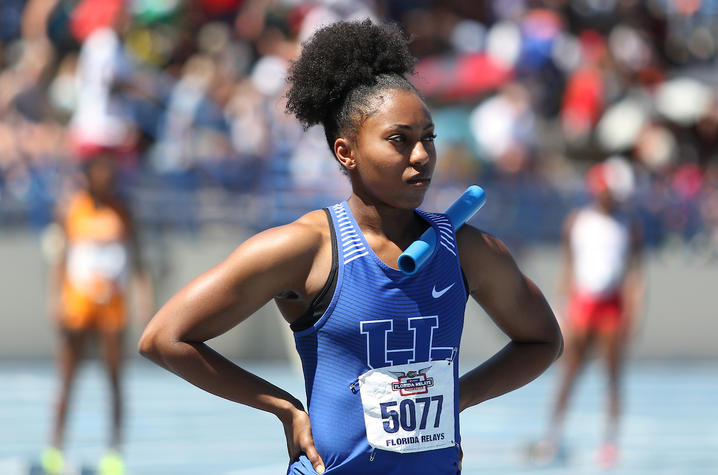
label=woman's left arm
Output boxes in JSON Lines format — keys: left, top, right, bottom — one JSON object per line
{"left": 457, "top": 225, "right": 563, "bottom": 412}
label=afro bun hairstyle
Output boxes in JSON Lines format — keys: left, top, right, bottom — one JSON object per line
{"left": 285, "top": 19, "right": 417, "bottom": 150}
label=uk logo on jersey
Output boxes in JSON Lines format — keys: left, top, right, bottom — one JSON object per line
{"left": 359, "top": 316, "right": 454, "bottom": 368}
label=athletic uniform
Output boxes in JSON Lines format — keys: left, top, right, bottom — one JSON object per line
{"left": 567, "top": 207, "right": 629, "bottom": 333}
{"left": 289, "top": 201, "right": 466, "bottom": 474}
{"left": 61, "top": 191, "right": 130, "bottom": 332}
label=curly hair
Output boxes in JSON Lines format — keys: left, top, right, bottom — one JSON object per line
{"left": 285, "top": 19, "right": 417, "bottom": 152}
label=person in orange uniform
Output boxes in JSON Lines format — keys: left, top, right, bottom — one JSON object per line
{"left": 43, "top": 152, "right": 152, "bottom": 475}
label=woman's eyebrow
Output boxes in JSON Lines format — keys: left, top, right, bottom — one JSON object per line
{"left": 387, "top": 122, "right": 435, "bottom": 130}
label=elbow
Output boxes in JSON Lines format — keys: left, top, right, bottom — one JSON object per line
{"left": 551, "top": 323, "right": 564, "bottom": 361}
{"left": 530, "top": 316, "right": 564, "bottom": 363}
{"left": 554, "top": 332, "right": 564, "bottom": 361}
{"left": 541, "top": 302, "right": 564, "bottom": 362}
{"left": 138, "top": 323, "right": 189, "bottom": 373}
{"left": 137, "top": 330, "right": 154, "bottom": 359}
{"left": 138, "top": 326, "right": 164, "bottom": 362}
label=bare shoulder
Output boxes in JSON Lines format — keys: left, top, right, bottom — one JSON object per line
{"left": 455, "top": 224, "right": 512, "bottom": 265}
{"left": 277, "top": 209, "right": 330, "bottom": 255}
{"left": 216, "top": 208, "right": 332, "bottom": 310}
{"left": 455, "top": 224, "right": 519, "bottom": 296}
{"left": 231, "top": 209, "right": 329, "bottom": 270}
{"left": 293, "top": 208, "right": 332, "bottom": 238}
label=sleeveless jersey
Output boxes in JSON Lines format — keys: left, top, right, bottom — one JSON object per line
{"left": 64, "top": 190, "right": 130, "bottom": 303}
{"left": 291, "top": 201, "right": 467, "bottom": 474}
{"left": 570, "top": 207, "right": 629, "bottom": 297}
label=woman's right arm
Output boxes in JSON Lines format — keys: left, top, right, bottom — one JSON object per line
{"left": 138, "top": 218, "right": 327, "bottom": 472}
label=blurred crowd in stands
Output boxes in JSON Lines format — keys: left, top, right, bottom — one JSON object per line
{"left": 1, "top": 0, "right": 717, "bottom": 257}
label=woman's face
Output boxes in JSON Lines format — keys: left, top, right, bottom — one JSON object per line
{"left": 86, "top": 156, "right": 117, "bottom": 199}
{"left": 347, "top": 89, "right": 436, "bottom": 209}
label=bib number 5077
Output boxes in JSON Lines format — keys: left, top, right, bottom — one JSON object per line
{"left": 380, "top": 395, "right": 443, "bottom": 433}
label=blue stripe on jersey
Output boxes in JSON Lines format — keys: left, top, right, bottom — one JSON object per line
{"left": 291, "top": 202, "right": 467, "bottom": 474}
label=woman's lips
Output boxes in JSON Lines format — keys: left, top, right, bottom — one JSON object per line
{"left": 407, "top": 177, "right": 431, "bottom": 186}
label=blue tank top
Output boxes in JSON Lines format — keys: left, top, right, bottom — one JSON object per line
{"left": 289, "top": 201, "right": 467, "bottom": 474}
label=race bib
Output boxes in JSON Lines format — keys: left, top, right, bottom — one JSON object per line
{"left": 358, "top": 360, "right": 455, "bottom": 454}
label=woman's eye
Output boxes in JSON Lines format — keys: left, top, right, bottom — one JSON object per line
{"left": 422, "top": 134, "right": 437, "bottom": 142}
{"left": 388, "top": 135, "right": 405, "bottom": 143}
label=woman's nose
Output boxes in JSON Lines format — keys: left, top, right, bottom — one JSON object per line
{"left": 409, "top": 140, "right": 431, "bottom": 166}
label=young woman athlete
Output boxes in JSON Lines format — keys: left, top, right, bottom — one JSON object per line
{"left": 139, "top": 20, "right": 562, "bottom": 474}
{"left": 44, "top": 153, "right": 152, "bottom": 475}
{"left": 530, "top": 160, "right": 643, "bottom": 468}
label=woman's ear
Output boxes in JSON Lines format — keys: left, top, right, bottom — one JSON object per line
{"left": 334, "top": 137, "right": 356, "bottom": 171}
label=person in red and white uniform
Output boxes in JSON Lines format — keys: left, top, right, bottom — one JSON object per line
{"left": 531, "top": 157, "right": 644, "bottom": 468}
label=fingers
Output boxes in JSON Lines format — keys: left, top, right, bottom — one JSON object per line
{"left": 284, "top": 410, "right": 325, "bottom": 473}
{"left": 302, "top": 438, "right": 325, "bottom": 474}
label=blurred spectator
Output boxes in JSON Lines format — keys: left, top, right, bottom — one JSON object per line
{"left": 560, "top": 30, "right": 606, "bottom": 146}
{"left": 148, "top": 54, "right": 219, "bottom": 174}
{"left": 69, "top": 5, "right": 138, "bottom": 161}
{"left": 469, "top": 82, "right": 537, "bottom": 174}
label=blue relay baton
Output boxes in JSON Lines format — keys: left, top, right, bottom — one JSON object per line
{"left": 397, "top": 185, "right": 487, "bottom": 275}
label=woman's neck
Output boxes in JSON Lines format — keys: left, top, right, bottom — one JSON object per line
{"left": 347, "top": 193, "right": 427, "bottom": 247}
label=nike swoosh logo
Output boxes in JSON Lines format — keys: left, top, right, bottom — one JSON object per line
{"left": 432, "top": 283, "right": 455, "bottom": 298}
